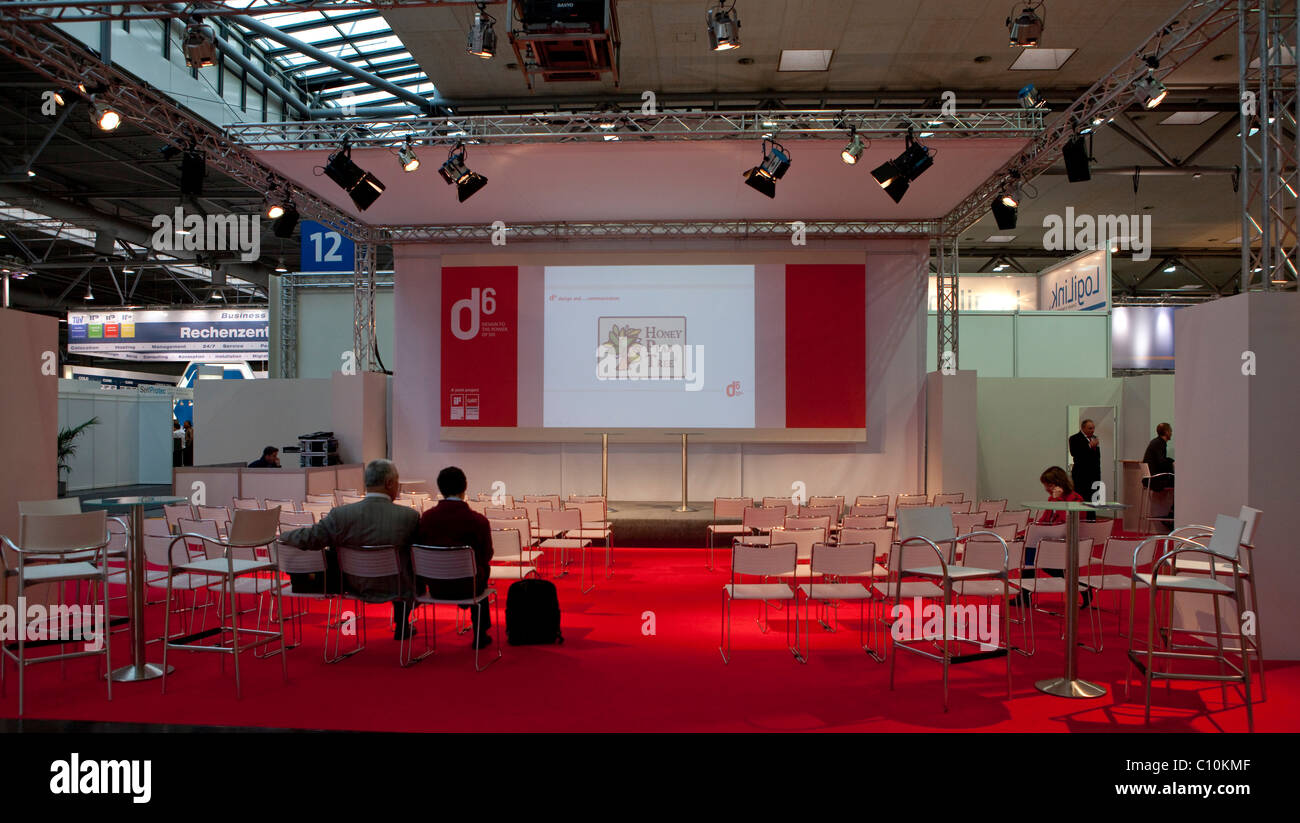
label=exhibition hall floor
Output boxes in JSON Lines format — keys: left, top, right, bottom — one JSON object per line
{"left": 3, "top": 549, "right": 1293, "bottom": 733}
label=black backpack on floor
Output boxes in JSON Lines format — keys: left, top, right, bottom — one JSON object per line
{"left": 505, "top": 579, "right": 564, "bottom": 646}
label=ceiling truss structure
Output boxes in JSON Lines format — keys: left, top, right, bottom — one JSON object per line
{"left": 0, "top": 1, "right": 462, "bottom": 24}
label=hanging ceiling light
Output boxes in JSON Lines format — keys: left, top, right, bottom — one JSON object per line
{"left": 742, "top": 137, "right": 791, "bottom": 198}
{"left": 183, "top": 22, "right": 217, "bottom": 68}
{"left": 1006, "top": 2, "right": 1045, "bottom": 47}
{"left": 438, "top": 141, "right": 489, "bottom": 202}
{"left": 840, "top": 129, "right": 865, "bottom": 165}
{"left": 706, "top": 1, "right": 741, "bottom": 51}
{"left": 1018, "top": 83, "right": 1047, "bottom": 109}
{"left": 871, "top": 128, "right": 933, "bottom": 204}
{"left": 1063, "top": 133, "right": 1091, "bottom": 182}
{"left": 91, "top": 98, "right": 121, "bottom": 131}
{"left": 466, "top": 3, "right": 497, "bottom": 59}
{"left": 84, "top": 279, "right": 94, "bottom": 301}
{"left": 1134, "top": 72, "right": 1168, "bottom": 109}
{"left": 992, "top": 190, "right": 1019, "bottom": 229}
{"left": 323, "top": 140, "right": 386, "bottom": 211}
{"left": 398, "top": 137, "right": 420, "bottom": 172}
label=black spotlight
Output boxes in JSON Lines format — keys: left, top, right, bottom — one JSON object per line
{"left": 180, "top": 150, "right": 205, "bottom": 195}
{"left": 1063, "top": 134, "right": 1091, "bottom": 182}
{"left": 992, "top": 192, "right": 1018, "bottom": 230}
{"left": 742, "top": 138, "right": 790, "bottom": 198}
{"left": 1007, "top": 2, "right": 1045, "bottom": 47}
{"left": 466, "top": 2, "right": 497, "bottom": 58}
{"left": 324, "top": 141, "right": 386, "bottom": 210}
{"left": 438, "top": 141, "right": 488, "bottom": 202}
{"left": 272, "top": 206, "right": 299, "bottom": 238}
{"left": 871, "top": 128, "right": 933, "bottom": 204}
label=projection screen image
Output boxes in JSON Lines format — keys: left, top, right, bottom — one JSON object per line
{"left": 542, "top": 265, "right": 756, "bottom": 428}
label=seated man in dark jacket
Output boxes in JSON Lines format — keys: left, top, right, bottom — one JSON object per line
{"left": 414, "top": 466, "right": 494, "bottom": 648}
{"left": 248, "top": 446, "right": 281, "bottom": 468}
{"left": 1143, "top": 422, "right": 1175, "bottom": 491}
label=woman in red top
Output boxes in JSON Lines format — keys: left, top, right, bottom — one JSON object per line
{"left": 1036, "top": 466, "right": 1084, "bottom": 524}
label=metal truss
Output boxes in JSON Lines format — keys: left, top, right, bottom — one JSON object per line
{"left": 225, "top": 108, "right": 1046, "bottom": 149}
{"left": 0, "top": 16, "right": 369, "bottom": 244}
{"left": 373, "top": 220, "right": 941, "bottom": 244}
{"left": 943, "top": 0, "right": 1240, "bottom": 235}
{"left": 0, "top": 1, "right": 460, "bottom": 24}
{"left": 1238, "top": 0, "right": 1298, "bottom": 290}
{"left": 277, "top": 273, "right": 298, "bottom": 379}
{"left": 353, "top": 241, "right": 379, "bottom": 373}
{"left": 934, "top": 236, "right": 959, "bottom": 372}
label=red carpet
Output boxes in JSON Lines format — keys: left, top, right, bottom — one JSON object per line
{"left": 3, "top": 549, "right": 1295, "bottom": 733}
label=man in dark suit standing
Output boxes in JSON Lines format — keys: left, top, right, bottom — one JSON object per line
{"left": 414, "top": 466, "right": 494, "bottom": 648}
{"left": 279, "top": 459, "right": 420, "bottom": 639}
{"left": 1069, "top": 419, "right": 1102, "bottom": 519}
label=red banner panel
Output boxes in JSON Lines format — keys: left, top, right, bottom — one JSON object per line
{"left": 441, "top": 266, "right": 518, "bottom": 427}
{"left": 785, "top": 264, "right": 866, "bottom": 428}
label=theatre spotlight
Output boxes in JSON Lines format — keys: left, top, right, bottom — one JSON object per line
{"left": 1063, "top": 134, "right": 1091, "bottom": 182}
{"left": 466, "top": 3, "right": 497, "bottom": 59}
{"left": 180, "top": 150, "right": 205, "bottom": 195}
{"left": 1018, "top": 83, "right": 1047, "bottom": 109}
{"left": 841, "top": 129, "right": 865, "bottom": 165}
{"left": 324, "top": 141, "right": 386, "bottom": 211}
{"left": 1134, "top": 72, "right": 1168, "bottom": 109}
{"left": 265, "top": 187, "right": 287, "bottom": 219}
{"left": 183, "top": 23, "right": 217, "bottom": 68}
{"left": 992, "top": 191, "right": 1019, "bottom": 230}
{"left": 1007, "top": 2, "right": 1045, "bottom": 46}
{"left": 742, "top": 138, "right": 790, "bottom": 198}
{"left": 91, "top": 98, "right": 121, "bottom": 131}
{"left": 871, "top": 128, "right": 933, "bottom": 204}
{"left": 438, "top": 141, "right": 489, "bottom": 202}
{"left": 706, "top": 1, "right": 741, "bottom": 51}
{"left": 273, "top": 205, "right": 300, "bottom": 238}
{"left": 398, "top": 137, "right": 420, "bottom": 172}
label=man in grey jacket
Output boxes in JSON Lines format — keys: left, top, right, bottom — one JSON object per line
{"left": 279, "top": 459, "right": 419, "bottom": 639}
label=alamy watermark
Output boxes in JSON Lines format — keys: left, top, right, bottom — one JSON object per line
{"left": 890, "top": 597, "right": 1001, "bottom": 649}
{"left": 1042, "top": 206, "right": 1152, "bottom": 262}
{"left": 594, "top": 332, "right": 705, "bottom": 392}
{"left": 0, "top": 597, "right": 106, "bottom": 652}
{"left": 150, "top": 207, "right": 261, "bottom": 262}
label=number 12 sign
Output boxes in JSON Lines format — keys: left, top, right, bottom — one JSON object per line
{"left": 299, "top": 220, "right": 357, "bottom": 273}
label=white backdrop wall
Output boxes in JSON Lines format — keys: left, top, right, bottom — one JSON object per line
{"left": 195, "top": 378, "right": 333, "bottom": 466}
{"left": 392, "top": 243, "right": 929, "bottom": 502}
{"left": 296, "top": 288, "right": 395, "bottom": 378}
{"left": 58, "top": 380, "right": 174, "bottom": 491}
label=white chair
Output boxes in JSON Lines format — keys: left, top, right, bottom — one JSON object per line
{"left": 784, "top": 515, "right": 831, "bottom": 534}
{"left": 720, "top": 539, "right": 800, "bottom": 664}
{"left": 706, "top": 497, "right": 754, "bottom": 571}
{"left": 519, "top": 499, "right": 554, "bottom": 528}
{"left": 1127, "top": 515, "right": 1254, "bottom": 731}
{"left": 770, "top": 526, "right": 827, "bottom": 582}
{"left": 761, "top": 496, "right": 791, "bottom": 511}
{"left": 335, "top": 490, "right": 364, "bottom": 506}
{"left": 889, "top": 516, "right": 1013, "bottom": 711}
{"left": 569, "top": 499, "right": 613, "bottom": 578}
{"left": 264, "top": 498, "right": 298, "bottom": 513}
{"left": 0, "top": 511, "right": 114, "bottom": 715}
{"left": 408, "top": 545, "right": 501, "bottom": 671}
{"left": 488, "top": 527, "right": 540, "bottom": 581}
{"left": 232, "top": 497, "right": 261, "bottom": 510}
{"left": 1020, "top": 537, "right": 1098, "bottom": 654}
{"left": 807, "top": 496, "right": 845, "bottom": 521}
{"left": 977, "top": 499, "right": 1009, "bottom": 525}
{"left": 1165, "top": 507, "right": 1266, "bottom": 699}
{"left": 279, "top": 510, "right": 315, "bottom": 530}
{"left": 944, "top": 500, "right": 973, "bottom": 514}
{"left": 538, "top": 508, "right": 592, "bottom": 594}
{"left": 957, "top": 533, "right": 1029, "bottom": 654}
{"left": 996, "top": 508, "right": 1031, "bottom": 536}
{"left": 196, "top": 506, "right": 231, "bottom": 538}
{"left": 485, "top": 506, "right": 527, "bottom": 520}
{"left": 142, "top": 528, "right": 213, "bottom": 639}
{"left": 797, "top": 505, "right": 838, "bottom": 526}
{"left": 272, "top": 542, "right": 355, "bottom": 663}
{"left": 952, "top": 512, "right": 987, "bottom": 535}
{"left": 1137, "top": 464, "right": 1175, "bottom": 534}
{"left": 18, "top": 498, "right": 82, "bottom": 515}
{"left": 162, "top": 508, "right": 287, "bottom": 698}
{"left": 163, "top": 503, "right": 195, "bottom": 534}
{"left": 302, "top": 501, "right": 332, "bottom": 522}
{"left": 849, "top": 503, "right": 888, "bottom": 518}
{"left": 742, "top": 506, "right": 785, "bottom": 540}
{"left": 478, "top": 492, "right": 516, "bottom": 508}
{"left": 798, "top": 542, "right": 874, "bottom": 659}
{"left": 1085, "top": 537, "right": 1151, "bottom": 645}
{"left": 304, "top": 493, "right": 334, "bottom": 505}
{"left": 896, "top": 493, "right": 927, "bottom": 507}
{"left": 332, "top": 544, "right": 405, "bottom": 663}
{"left": 488, "top": 516, "right": 546, "bottom": 576}
{"left": 854, "top": 495, "right": 889, "bottom": 508}
{"left": 932, "top": 492, "right": 965, "bottom": 505}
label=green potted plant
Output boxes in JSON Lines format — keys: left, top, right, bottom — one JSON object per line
{"left": 57, "top": 416, "right": 99, "bottom": 497}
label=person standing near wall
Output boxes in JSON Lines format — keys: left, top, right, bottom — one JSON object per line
{"left": 172, "top": 420, "right": 184, "bottom": 468}
{"left": 1069, "top": 418, "right": 1101, "bottom": 521}
{"left": 182, "top": 420, "right": 194, "bottom": 466}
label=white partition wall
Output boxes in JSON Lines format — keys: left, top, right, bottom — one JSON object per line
{"left": 927, "top": 311, "right": 1110, "bottom": 377}
{"left": 926, "top": 370, "right": 978, "bottom": 501}
{"left": 1175, "top": 293, "right": 1300, "bottom": 659}
{"left": 58, "top": 379, "right": 175, "bottom": 491}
